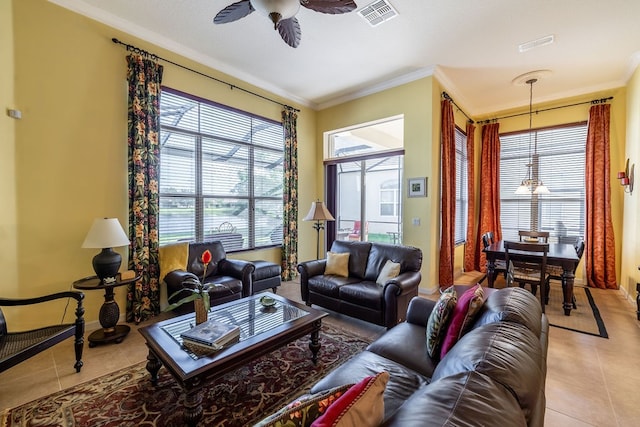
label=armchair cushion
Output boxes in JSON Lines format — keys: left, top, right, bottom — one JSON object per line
{"left": 159, "top": 242, "right": 189, "bottom": 281}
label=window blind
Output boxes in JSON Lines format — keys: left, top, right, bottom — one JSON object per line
{"left": 499, "top": 123, "right": 587, "bottom": 243}
{"left": 454, "top": 127, "right": 468, "bottom": 245}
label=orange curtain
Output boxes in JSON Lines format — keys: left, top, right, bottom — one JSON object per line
{"left": 475, "top": 123, "right": 502, "bottom": 272}
{"left": 585, "top": 103, "right": 617, "bottom": 289}
{"left": 439, "top": 99, "right": 455, "bottom": 286}
{"left": 463, "top": 122, "right": 477, "bottom": 272}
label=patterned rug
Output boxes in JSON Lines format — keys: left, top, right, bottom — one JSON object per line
{"left": 1, "top": 325, "right": 369, "bottom": 427}
{"left": 545, "top": 284, "right": 608, "bottom": 338}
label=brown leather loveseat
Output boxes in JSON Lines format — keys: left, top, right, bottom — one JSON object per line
{"left": 297, "top": 240, "right": 422, "bottom": 328}
{"left": 304, "top": 286, "right": 549, "bottom": 426}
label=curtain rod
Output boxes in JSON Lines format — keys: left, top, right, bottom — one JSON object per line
{"left": 111, "top": 38, "right": 300, "bottom": 112}
{"left": 477, "top": 96, "right": 613, "bottom": 125}
{"left": 442, "top": 92, "right": 474, "bottom": 124}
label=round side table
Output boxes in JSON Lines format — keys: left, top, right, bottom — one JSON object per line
{"left": 73, "top": 273, "right": 140, "bottom": 347}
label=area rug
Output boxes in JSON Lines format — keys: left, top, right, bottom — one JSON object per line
{"left": 1, "top": 325, "right": 369, "bottom": 427}
{"left": 545, "top": 284, "right": 608, "bottom": 338}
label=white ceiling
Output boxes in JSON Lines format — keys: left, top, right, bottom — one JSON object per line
{"left": 51, "top": 0, "right": 640, "bottom": 116}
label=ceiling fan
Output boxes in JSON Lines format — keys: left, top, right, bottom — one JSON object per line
{"left": 213, "top": 0, "right": 358, "bottom": 48}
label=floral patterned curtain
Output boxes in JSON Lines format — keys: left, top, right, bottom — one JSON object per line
{"left": 281, "top": 108, "right": 298, "bottom": 281}
{"left": 439, "top": 99, "right": 456, "bottom": 286}
{"left": 463, "top": 122, "right": 477, "bottom": 272}
{"left": 126, "top": 54, "right": 163, "bottom": 323}
{"left": 475, "top": 123, "right": 502, "bottom": 272}
{"left": 585, "top": 103, "right": 617, "bottom": 289}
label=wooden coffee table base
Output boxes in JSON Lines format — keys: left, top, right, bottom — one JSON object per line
{"left": 144, "top": 325, "right": 323, "bottom": 427}
{"left": 139, "top": 294, "right": 327, "bottom": 427}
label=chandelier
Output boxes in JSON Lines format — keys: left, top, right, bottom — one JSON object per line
{"left": 515, "top": 78, "right": 550, "bottom": 195}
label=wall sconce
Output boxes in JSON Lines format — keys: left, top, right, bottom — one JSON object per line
{"left": 618, "top": 158, "right": 634, "bottom": 195}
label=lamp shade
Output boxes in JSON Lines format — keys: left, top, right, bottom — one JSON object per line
{"left": 303, "top": 201, "right": 335, "bottom": 222}
{"left": 82, "top": 218, "right": 130, "bottom": 249}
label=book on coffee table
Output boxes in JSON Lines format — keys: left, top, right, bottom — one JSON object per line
{"left": 180, "top": 320, "right": 240, "bottom": 351}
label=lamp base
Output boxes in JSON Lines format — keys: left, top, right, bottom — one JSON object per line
{"left": 93, "top": 248, "right": 121, "bottom": 283}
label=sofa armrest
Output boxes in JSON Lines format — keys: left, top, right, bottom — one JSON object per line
{"left": 405, "top": 297, "right": 436, "bottom": 327}
{"left": 297, "top": 260, "right": 327, "bottom": 302}
{"left": 385, "top": 271, "right": 422, "bottom": 295}
{"left": 218, "top": 259, "right": 255, "bottom": 297}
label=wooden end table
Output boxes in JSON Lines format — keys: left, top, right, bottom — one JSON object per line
{"left": 73, "top": 272, "right": 140, "bottom": 347}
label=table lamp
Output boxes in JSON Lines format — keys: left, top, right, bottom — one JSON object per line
{"left": 82, "top": 218, "right": 130, "bottom": 284}
{"left": 303, "top": 200, "right": 335, "bottom": 259}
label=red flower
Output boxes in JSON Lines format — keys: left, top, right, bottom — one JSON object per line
{"left": 201, "top": 249, "right": 212, "bottom": 265}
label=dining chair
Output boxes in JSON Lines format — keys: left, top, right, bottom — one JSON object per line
{"left": 518, "top": 230, "right": 550, "bottom": 243}
{"left": 544, "top": 237, "right": 585, "bottom": 308}
{"left": 504, "top": 240, "right": 550, "bottom": 313}
{"left": 481, "top": 231, "right": 507, "bottom": 278}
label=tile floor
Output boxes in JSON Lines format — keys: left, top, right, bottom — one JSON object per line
{"left": 1, "top": 280, "right": 639, "bottom": 426}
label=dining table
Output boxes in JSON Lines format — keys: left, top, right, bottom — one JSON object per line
{"left": 484, "top": 240, "right": 580, "bottom": 316}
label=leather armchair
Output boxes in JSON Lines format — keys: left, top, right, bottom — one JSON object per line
{"left": 164, "top": 241, "right": 254, "bottom": 314}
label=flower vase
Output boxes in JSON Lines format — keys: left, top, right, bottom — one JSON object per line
{"left": 194, "top": 298, "right": 208, "bottom": 325}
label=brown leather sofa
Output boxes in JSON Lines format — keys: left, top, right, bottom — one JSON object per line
{"left": 297, "top": 241, "right": 422, "bottom": 328}
{"left": 305, "top": 286, "right": 549, "bottom": 427}
{"left": 164, "top": 241, "right": 254, "bottom": 314}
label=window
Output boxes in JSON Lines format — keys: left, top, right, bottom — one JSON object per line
{"left": 379, "top": 180, "right": 400, "bottom": 216}
{"left": 454, "top": 127, "right": 468, "bottom": 244}
{"left": 499, "top": 123, "right": 587, "bottom": 243}
{"left": 158, "top": 88, "right": 284, "bottom": 251}
{"left": 325, "top": 116, "right": 404, "bottom": 245}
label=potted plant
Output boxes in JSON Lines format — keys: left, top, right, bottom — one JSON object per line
{"left": 165, "top": 249, "right": 212, "bottom": 324}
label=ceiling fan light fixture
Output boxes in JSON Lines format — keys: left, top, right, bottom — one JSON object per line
{"left": 250, "top": 0, "right": 300, "bottom": 26}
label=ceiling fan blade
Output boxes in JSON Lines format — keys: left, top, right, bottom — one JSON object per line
{"left": 277, "top": 17, "right": 301, "bottom": 48}
{"left": 213, "top": 0, "right": 254, "bottom": 24}
{"left": 301, "top": 0, "right": 357, "bottom": 14}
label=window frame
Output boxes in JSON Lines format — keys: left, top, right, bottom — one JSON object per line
{"left": 158, "top": 87, "right": 285, "bottom": 251}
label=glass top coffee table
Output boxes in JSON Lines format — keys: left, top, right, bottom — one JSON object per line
{"left": 138, "top": 292, "right": 327, "bottom": 427}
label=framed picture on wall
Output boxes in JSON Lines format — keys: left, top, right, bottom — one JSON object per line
{"left": 407, "top": 177, "right": 427, "bottom": 198}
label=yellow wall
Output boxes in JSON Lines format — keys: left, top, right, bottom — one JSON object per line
{"left": 7, "top": 0, "right": 315, "bottom": 328}
{"left": 1, "top": 1, "right": 18, "bottom": 295}
{"left": 317, "top": 78, "right": 441, "bottom": 292}
{"left": 621, "top": 63, "right": 640, "bottom": 300}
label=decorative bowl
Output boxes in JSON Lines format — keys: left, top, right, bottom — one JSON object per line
{"left": 259, "top": 296, "right": 276, "bottom": 307}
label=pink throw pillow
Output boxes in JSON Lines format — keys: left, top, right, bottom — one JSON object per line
{"left": 439, "top": 284, "right": 485, "bottom": 358}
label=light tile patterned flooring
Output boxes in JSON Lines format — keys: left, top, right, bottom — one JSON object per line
{"left": 1, "top": 280, "right": 639, "bottom": 426}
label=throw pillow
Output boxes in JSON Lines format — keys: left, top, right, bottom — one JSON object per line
{"left": 254, "top": 383, "right": 355, "bottom": 427}
{"left": 325, "top": 252, "right": 350, "bottom": 277}
{"left": 375, "top": 260, "right": 401, "bottom": 286}
{"left": 311, "top": 371, "right": 389, "bottom": 427}
{"left": 426, "top": 286, "right": 457, "bottom": 358}
{"left": 439, "top": 284, "right": 486, "bottom": 358}
{"left": 158, "top": 242, "right": 189, "bottom": 281}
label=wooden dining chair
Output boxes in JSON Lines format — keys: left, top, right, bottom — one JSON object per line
{"left": 481, "top": 231, "right": 507, "bottom": 278}
{"left": 545, "top": 237, "right": 584, "bottom": 308}
{"left": 504, "top": 240, "right": 550, "bottom": 313}
{"left": 518, "top": 230, "right": 550, "bottom": 243}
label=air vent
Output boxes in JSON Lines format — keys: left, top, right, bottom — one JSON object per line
{"left": 518, "top": 35, "right": 555, "bottom": 53}
{"left": 358, "top": 0, "right": 398, "bottom": 27}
